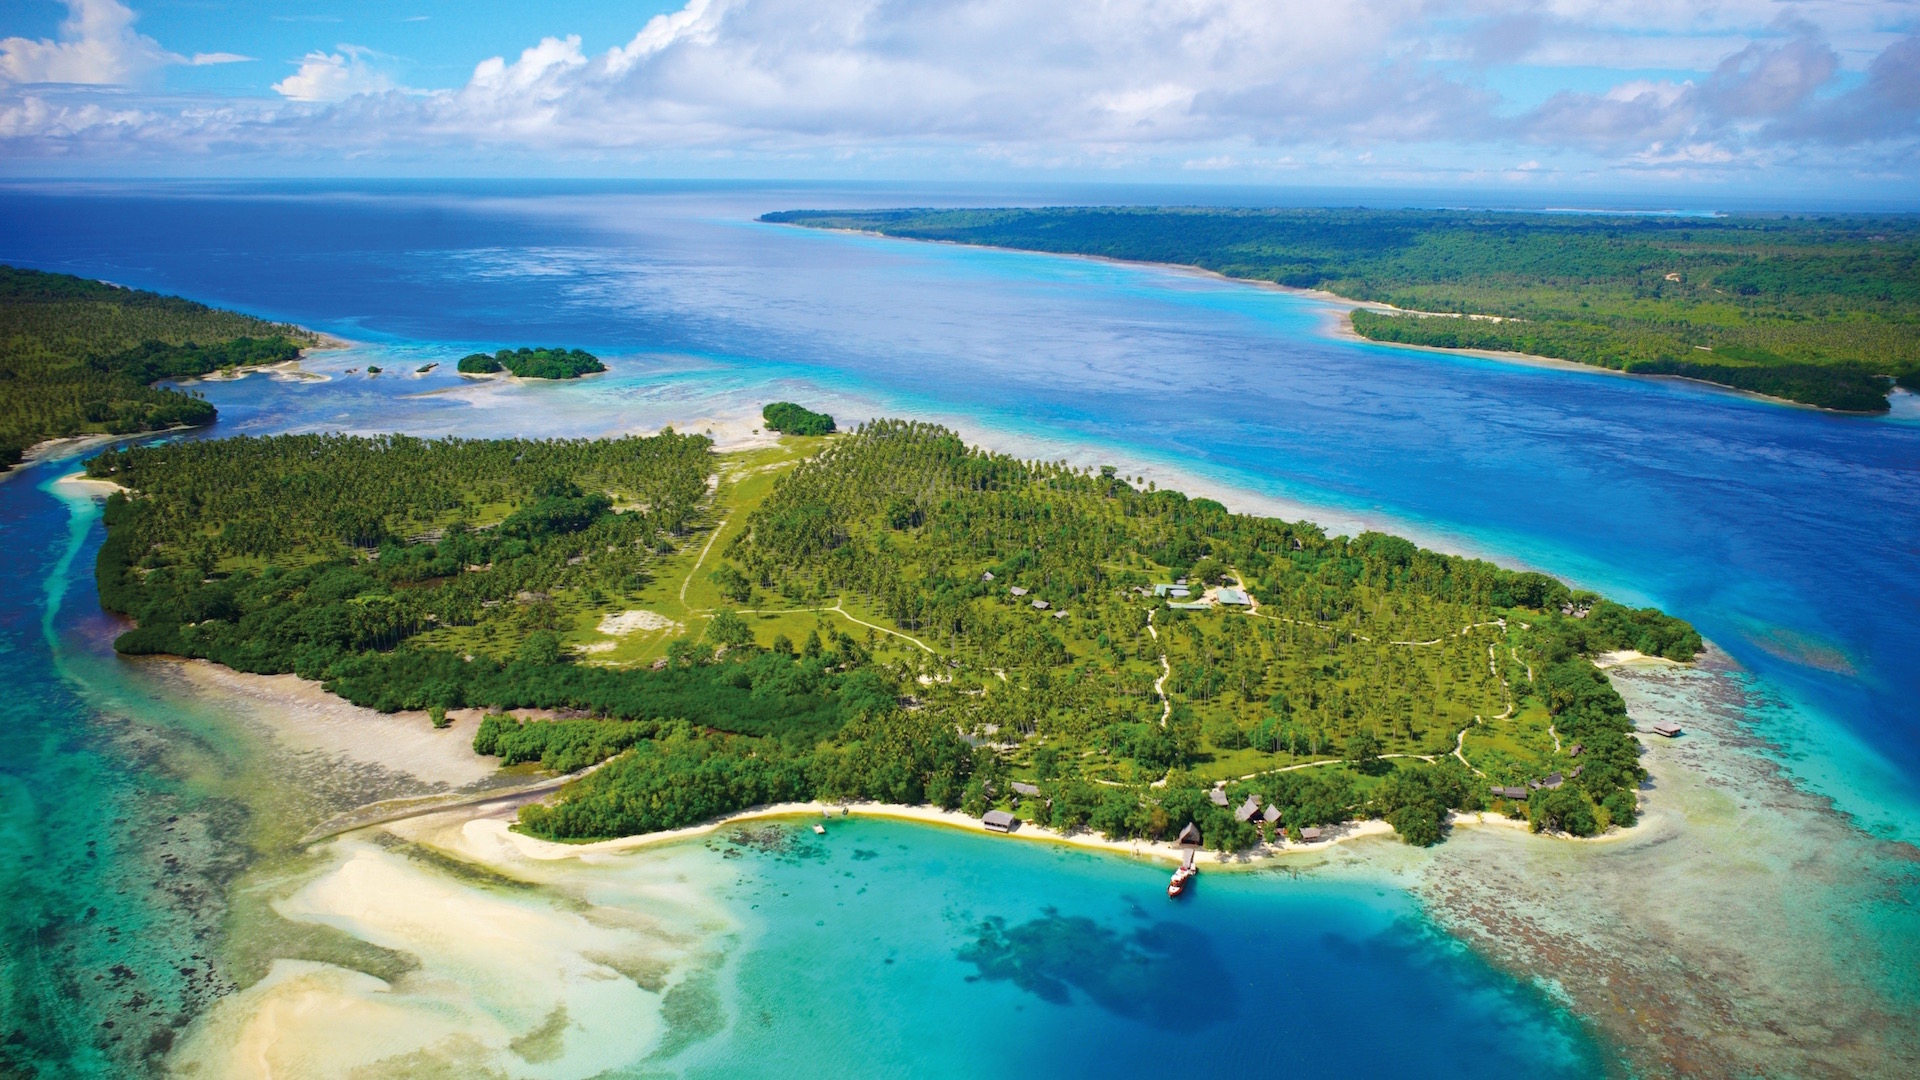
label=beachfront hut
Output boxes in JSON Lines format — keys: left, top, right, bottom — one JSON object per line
{"left": 1569, "top": 765, "right": 1584, "bottom": 779}
{"left": 1009, "top": 586, "right": 1029, "bottom": 597}
{"left": 1262, "top": 804, "right": 1281, "bottom": 825}
{"left": 1299, "top": 827, "right": 1324, "bottom": 843}
{"left": 982, "top": 810, "right": 1017, "bottom": 833}
{"left": 1234, "top": 795, "right": 1262, "bottom": 823}
{"left": 1491, "top": 785, "right": 1529, "bottom": 801}
{"left": 1053, "top": 610, "right": 1069, "bottom": 619}
{"left": 1032, "top": 599, "right": 1050, "bottom": 610}
{"left": 981, "top": 571, "right": 995, "bottom": 582}
{"left": 1651, "top": 721, "right": 1683, "bottom": 738}
{"left": 1215, "top": 587, "right": 1251, "bottom": 606}
{"left": 1209, "top": 788, "right": 1230, "bottom": 807}
{"left": 1542, "top": 772, "right": 1565, "bottom": 790}
{"left": 1568, "top": 743, "right": 1584, "bottom": 757}
{"left": 1011, "top": 782, "right": 1042, "bottom": 798}
{"left": 1176, "top": 822, "right": 1202, "bottom": 848}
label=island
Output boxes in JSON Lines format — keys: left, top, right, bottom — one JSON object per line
{"left": 86, "top": 411, "right": 1698, "bottom": 852}
{"left": 761, "top": 400, "right": 836, "bottom": 435}
{"left": 456, "top": 346, "right": 606, "bottom": 379}
{"left": 0, "top": 265, "right": 318, "bottom": 471}
{"left": 760, "top": 208, "right": 1920, "bottom": 413}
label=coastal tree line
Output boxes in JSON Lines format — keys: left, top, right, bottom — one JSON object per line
{"left": 0, "top": 265, "right": 316, "bottom": 469}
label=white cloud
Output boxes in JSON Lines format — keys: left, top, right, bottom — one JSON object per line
{"left": 272, "top": 46, "right": 396, "bottom": 103}
{"left": 190, "top": 52, "right": 253, "bottom": 66}
{"left": 0, "top": 0, "right": 177, "bottom": 85}
{"left": 1604, "top": 81, "right": 1690, "bottom": 108}
{"left": 0, "top": 0, "right": 1915, "bottom": 184}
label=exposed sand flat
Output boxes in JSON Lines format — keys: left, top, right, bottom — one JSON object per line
{"left": 172, "top": 822, "right": 737, "bottom": 1079}
{"left": 172, "top": 660, "right": 497, "bottom": 790}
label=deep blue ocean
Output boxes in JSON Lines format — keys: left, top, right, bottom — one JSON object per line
{"left": 1, "top": 180, "right": 1915, "bottom": 1076}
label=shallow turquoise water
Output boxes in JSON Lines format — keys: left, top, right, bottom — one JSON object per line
{"left": 679, "top": 818, "right": 1597, "bottom": 1079}
{"left": 0, "top": 449, "right": 255, "bottom": 1075}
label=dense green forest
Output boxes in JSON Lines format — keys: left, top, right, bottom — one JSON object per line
{"left": 91, "top": 420, "right": 1695, "bottom": 849}
{"left": 456, "top": 347, "right": 605, "bottom": 379}
{"left": 0, "top": 265, "right": 317, "bottom": 469}
{"left": 762, "top": 208, "right": 1920, "bottom": 411}
{"left": 762, "top": 401, "right": 836, "bottom": 435}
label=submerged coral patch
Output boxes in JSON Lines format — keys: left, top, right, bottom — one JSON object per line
{"left": 956, "top": 910, "right": 1234, "bottom": 1028}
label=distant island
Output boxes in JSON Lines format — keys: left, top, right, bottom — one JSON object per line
{"left": 761, "top": 208, "right": 1920, "bottom": 413}
{"left": 457, "top": 346, "right": 606, "bottom": 379}
{"left": 88, "top": 413, "right": 1697, "bottom": 852}
{"left": 0, "top": 265, "right": 318, "bottom": 470}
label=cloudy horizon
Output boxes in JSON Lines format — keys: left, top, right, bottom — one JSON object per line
{"left": 2, "top": 0, "right": 1915, "bottom": 199}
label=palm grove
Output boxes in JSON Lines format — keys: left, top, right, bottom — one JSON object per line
{"left": 0, "top": 266, "right": 313, "bottom": 469}
{"left": 89, "top": 419, "right": 1695, "bottom": 849}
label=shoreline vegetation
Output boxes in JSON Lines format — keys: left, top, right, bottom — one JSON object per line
{"left": 1, "top": 265, "right": 330, "bottom": 471}
{"left": 760, "top": 208, "right": 1920, "bottom": 413}
{"left": 86, "top": 415, "right": 1699, "bottom": 856}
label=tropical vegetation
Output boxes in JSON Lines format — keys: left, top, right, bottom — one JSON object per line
{"left": 89, "top": 418, "right": 1696, "bottom": 848}
{"left": 456, "top": 347, "right": 605, "bottom": 379}
{"left": 762, "top": 401, "right": 836, "bottom": 436}
{"left": 0, "top": 265, "right": 315, "bottom": 470}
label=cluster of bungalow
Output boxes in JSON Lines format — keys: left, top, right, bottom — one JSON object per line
{"left": 1209, "top": 786, "right": 1324, "bottom": 843}
{"left": 981, "top": 780, "right": 1047, "bottom": 833}
{"left": 996, "top": 577, "right": 1070, "bottom": 619}
{"left": 1146, "top": 580, "right": 1253, "bottom": 612}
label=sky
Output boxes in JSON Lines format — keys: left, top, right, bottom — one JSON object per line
{"left": 0, "top": 0, "right": 1916, "bottom": 196}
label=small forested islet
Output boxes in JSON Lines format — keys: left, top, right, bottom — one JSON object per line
{"left": 456, "top": 347, "right": 606, "bottom": 379}
{"left": 762, "top": 401, "right": 836, "bottom": 436}
{"left": 89, "top": 418, "right": 1697, "bottom": 850}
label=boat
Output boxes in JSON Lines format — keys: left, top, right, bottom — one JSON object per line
{"left": 1167, "top": 863, "right": 1197, "bottom": 898}
{"left": 812, "top": 823, "right": 827, "bottom": 834}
